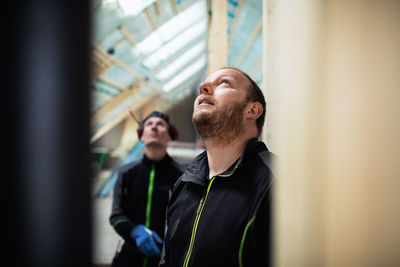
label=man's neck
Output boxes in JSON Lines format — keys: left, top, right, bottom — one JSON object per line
{"left": 205, "top": 136, "right": 252, "bottom": 179}
{"left": 144, "top": 146, "right": 167, "bottom": 162}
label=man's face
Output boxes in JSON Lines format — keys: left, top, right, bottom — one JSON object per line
{"left": 192, "top": 68, "right": 250, "bottom": 143}
{"left": 140, "top": 116, "right": 171, "bottom": 147}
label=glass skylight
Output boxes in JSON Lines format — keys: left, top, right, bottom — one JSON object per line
{"left": 136, "top": 0, "right": 207, "bottom": 65}
{"left": 156, "top": 42, "right": 206, "bottom": 81}
{"left": 162, "top": 55, "right": 206, "bottom": 92}
{"left": 118, "top": 0, "right": 156, "bottom": 17}
{"left": 141, "top": 18, "right": 207, "bottom": 69}
{"left": 157, "top": 0, "right": 206, "bottom": 41}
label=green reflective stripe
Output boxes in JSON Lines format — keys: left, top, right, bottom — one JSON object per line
{"left": 183, "top": 177, "right": 215, "bottom": 267}
{"left": 238, "top": 217, "right": 255, "bottom": 267}
{"left": 111, "top": 218, "right": 130, "bottom": 227}
{"left": 143, "top": 165, "right": 156, "bottom": 267}
{"left": 145, "top": 165, "right": 156, "bottom": 228}
{"left": 218, "top": 164, "right": 239, "bottom": 177}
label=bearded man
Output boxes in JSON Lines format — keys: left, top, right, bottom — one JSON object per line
{"left": 159, "top": 67, "right": 274, "bottom": 267}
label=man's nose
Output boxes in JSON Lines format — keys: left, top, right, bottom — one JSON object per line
{"left": 200, "top": 84, "right": 213, "bottom": 95}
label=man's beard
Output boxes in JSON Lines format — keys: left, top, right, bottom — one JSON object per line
{"left": 192, "top": 101, "right": 247, "bottom": 147}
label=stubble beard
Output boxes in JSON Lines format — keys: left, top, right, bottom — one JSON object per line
{"left": 192, "top": 101, "right": 247, "bottom": 147}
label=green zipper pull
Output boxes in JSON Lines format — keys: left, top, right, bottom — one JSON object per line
{"left": 196, "top": 198, "right": 204, "bottom": 214}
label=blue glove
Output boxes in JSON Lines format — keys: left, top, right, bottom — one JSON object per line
{"left": 130, "top": 224, "right": 162, "bottom": 257}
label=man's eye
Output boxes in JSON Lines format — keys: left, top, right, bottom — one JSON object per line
{"left": 221, "top": 80, "right": 230, "bottom": 85}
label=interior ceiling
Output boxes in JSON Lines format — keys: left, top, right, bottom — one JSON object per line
{"left": 90, "top": 0, "right": 263, "bottom": 144}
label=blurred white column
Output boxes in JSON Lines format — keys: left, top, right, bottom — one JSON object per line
{"left": 265, "top": 0, "right": 400, "bottom": 266}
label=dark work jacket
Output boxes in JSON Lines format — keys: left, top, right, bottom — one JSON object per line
{"left": 160, "top": 138, "right": 274, "bottom": 267}
{"left": 109, "top": 153, "right": 184, "bottom": 266}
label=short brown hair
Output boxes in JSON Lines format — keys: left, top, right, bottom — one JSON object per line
{"left": 220, "top": 67, "right": 266, "bottom": 136}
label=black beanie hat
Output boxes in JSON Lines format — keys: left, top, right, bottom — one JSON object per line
{"left": 142, "top": 111, "right": 170, "bottom": 125}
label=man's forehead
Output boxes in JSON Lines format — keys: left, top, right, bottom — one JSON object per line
{"left": 145, "top": 116, "right": 168, "bottom": 124}
{"left": 206, "top": 68, "right": 246, "bottom": 82}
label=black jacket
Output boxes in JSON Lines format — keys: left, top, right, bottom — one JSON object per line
{"left": 160, "top": 138, "right": 274, "bottom": 267}
{"left": 110, "top": 154, "right": 184, "bottom": 265}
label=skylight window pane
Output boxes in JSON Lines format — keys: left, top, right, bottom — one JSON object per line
{"left": 141, "top": 18, "right": 207, "bottom": 69}
{"left": 142, "top": 20, "right": 206, "bottom": 69}
{"left": 162, "top": 55, "right": 206, "bottom": 92}
{"left": 136, "top": 0, "right": 207, "bottom": 68}
{"left": 158, "top": 0, "right": 206, "bottom": 41}
{"left": 136, "top": 33, "right": 163, "bottom": 55}
{"left": 160, "top": 19, "right": 206, "bottom": 57}
{"left": 157, "top": 42, "right": 206, "bottom": 81}
{"left": 142, "top": 55, "right": 159, "bottom": 69}
{"left": 119, "top": 0, "right": 155, "bottom": 16}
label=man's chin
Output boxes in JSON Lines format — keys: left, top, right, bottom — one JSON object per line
{"left": 193, "top": 110, "right": 212, "bottom": 123}
{"left": 144, "top": 140, "right": 164, "bottom": 147}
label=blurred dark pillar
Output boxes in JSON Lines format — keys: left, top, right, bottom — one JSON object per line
{"left": 5, "top": 1, "right": 92, "bottom": 266}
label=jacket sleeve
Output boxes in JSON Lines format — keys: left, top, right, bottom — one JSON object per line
{"left": 109, "top": 167, "right": 135, "bottom": 241}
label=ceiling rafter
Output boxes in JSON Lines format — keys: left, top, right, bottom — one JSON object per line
{"left": 93, "top": 42, "right": 161, "bottom": 91}
{"left": 91, "top": 90, "right": 158, "bottom": 143}
{"left": 234, "top": 17, "right": 262, "bottom": 66}
{"left": 120, "top": 111, "right": 140, "bottom": 147}
{"left": 155, "top": 0, "right": 162, "bottom": 16}
{"left": 98, "top": 75, "right": 126, "bottom": 91}
{"left": 92, "top": 91, "right": 111, "bottom": 102}
{"left": 91, "top": 49, "right": 113, "bottom": 80}
{"left": 93, "top": 43, "right": 142, "bottom": 80}
{"left": 144, "top": 6, "right": 158, "bottom": 30}
{"left": 118, "top": 25, "right": 137, "bottom": 47}
{"left": 92, "top": 83, "right": 140, "bottom": 124}
{"left": 207, "top": 0, "right": 228, "bottom": 73}
{"left": 117, "top": 25, "right": 161, "bottom": 72}
{"left": 170, "top": 0, "right": 179, "bottom": 15}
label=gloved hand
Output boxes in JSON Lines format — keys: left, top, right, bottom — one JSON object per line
{"left": 130, "top": 224, "right": 162, "bottom": 257}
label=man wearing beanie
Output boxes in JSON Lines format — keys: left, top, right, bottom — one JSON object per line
{"left": 110, "top": 111, "right": 185, "bottom": 267}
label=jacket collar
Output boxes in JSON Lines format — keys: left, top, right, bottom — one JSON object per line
{"left": 142, "top": 153, "right": 172, "bottom": 168}
{"left": 181, "top": 138, "right": 268, "bottom": 186}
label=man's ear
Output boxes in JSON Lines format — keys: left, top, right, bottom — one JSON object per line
{"left": 245, "top": 102, "right": 263, "bottom": 120}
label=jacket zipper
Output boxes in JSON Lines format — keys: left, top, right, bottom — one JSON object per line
{"left": 182, "top": 177, "right": 215, "bottom": 267}
{"left": 143, "top": 164, "right": 156, "bottom": 267}
{"left": 182, "top": 161, "right": 240, "bottom": 266}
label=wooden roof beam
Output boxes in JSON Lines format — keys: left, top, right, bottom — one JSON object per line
{"left": 91, "top": 83, "right": 140, "bottom": 124}
{"left": 90, "top": 91, "right": 158, "bottom": 143}
{"left": 93, "top": 43, "right": 143, "bottom": 80}
{"left": 98, "top": 76, "right": 126, "bottom": 91}
{"left": 144, "top": 6, "right": 158, "bottom": 30}
{"left": 170, "top": 0, "right": 178, "bottom": 15}
{"left": 207, "top": 0, "right": 228, "bottom": 74}
{"left": 155, "top": 0, "right": 161, "bottom": 16}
